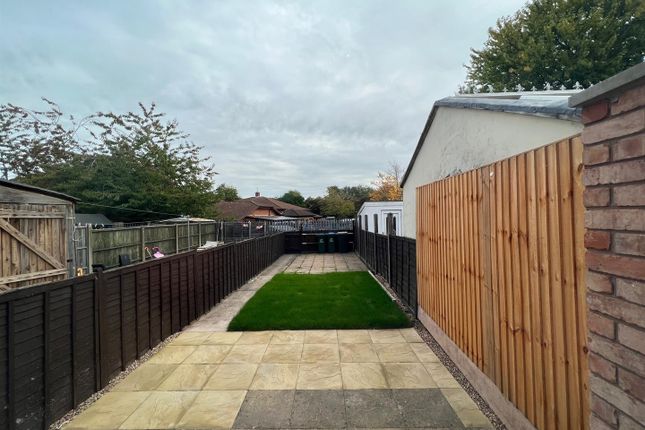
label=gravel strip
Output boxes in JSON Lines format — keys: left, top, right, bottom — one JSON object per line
{"left": 372, "top": 270, "right": 506, "bottom": 430}
{"left": 49, "top": 332, "right": 180, "bottom": 430}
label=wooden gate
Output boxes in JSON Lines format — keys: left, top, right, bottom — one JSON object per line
{"left": 0, "top": 181, "right": 75, "bottom": 291}
{"left": 0, "top": 208, "right": 69, "bottom": 290}
{"left": 416, "top": 135, "right": 589, "bottom": 430}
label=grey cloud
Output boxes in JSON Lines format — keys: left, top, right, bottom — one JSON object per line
{"left": 0, "top": 0, "right": 524, "bottom": 198}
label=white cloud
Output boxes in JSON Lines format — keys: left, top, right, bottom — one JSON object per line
{"left": 0, "top": 0, "right": 524, "bottom": 198}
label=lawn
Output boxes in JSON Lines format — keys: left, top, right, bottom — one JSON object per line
{"left": 228, "top": 271, "right": 411, "bottom": 331}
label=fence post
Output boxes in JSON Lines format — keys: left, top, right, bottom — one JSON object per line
{"left": 198, "top": 222, "right": 202, "bottom": 246}
{"left": 140, "top": 226, "right": 146, "bottom": 262}
{"left": 87, "top": 226, "right": 94, "bottom": 273}
{"left": 175, "top": 224, "right": 179, "bottom": 254}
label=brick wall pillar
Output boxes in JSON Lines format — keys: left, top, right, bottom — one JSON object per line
{"left": 575, "top": 68, "right": 645, "bottom": 429}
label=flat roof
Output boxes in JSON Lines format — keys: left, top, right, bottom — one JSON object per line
{"left": 400, "top": 93, "right": 581, "bottom": 187}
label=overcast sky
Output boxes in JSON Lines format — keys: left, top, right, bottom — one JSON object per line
{"left": 1, "top": 0, "right": 524, "bottom": 198}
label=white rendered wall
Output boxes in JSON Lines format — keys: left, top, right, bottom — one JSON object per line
{"left": 402, "top": 107, "right": 582, "bottom": 238}
{"left": 357, "top": 203, "right": 404, "bottom": 236}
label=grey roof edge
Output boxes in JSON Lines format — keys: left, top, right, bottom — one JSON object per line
{"left": 0, "top": 179, "right": 79, "bottom": 202}
{"left": 435, "top": 96, "right": 581, "bottom": 122}
{"left": 400, "top": 95, "right": 581, "bottom": 188}
{"left": 569, "top": 62, "right": 645, "bottom": 107}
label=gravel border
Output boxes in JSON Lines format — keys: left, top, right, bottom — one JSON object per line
{"left": 49, "top": 332, "right": 180, "bottom": 430}
{"left": 372, "top": 271, "right": 506, "bottom": 430}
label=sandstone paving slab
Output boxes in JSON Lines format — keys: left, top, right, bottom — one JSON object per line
{"left": 172, "top": 331, "right": 213, "bottom": 345}
{"left": 157, "top": 364, "right": 218, "bottom": 391}
{"left": 374, "top": 342, "right": 419, "bottom": 363}
{"left": 262, "top": 343, "right": 304, "bottom": 363}
{"left": 236, "top": 331, "right": 273, "bottom": 345}
{"left": 383, "top": 363, "right": 437, "bottom": 389}
{"left": 424, "top": 362, "right": 461, "bottom": 388}
{"left": 206, "top": 331, "right": 243, "bottom": 344}
{"left": 340, "top": 362, "right": 388, "bottom": 389}
{"left": 147, "top": 345, "right": 196, "bottom": 364}
{"left": 176, "top": 390, "right": 246, "bottom": 429}
{"left": 184, "top": 344, "right": 232, "bottom": 364}
{"left": 442, "top": 388, "right": 493, "bottom": 428}
{"left": 337, "top": 329, "right": 372, "bottom": 344}
{"left": 270, "top": 330, "right": 306, "bottom": 344}
{"left": 223, "top": 344, "right": 268, "bottom": 363}
{"left": 111, "top": 363, "right": 177, "bottom": 391}
{"left": 410, "top": 341, "right": 441, "bottom": 363}
{"left": 339, "top": 342, "right": 379, "bottom": 363}
{"left": 301, "top": 343, "right": 339, "bottom": 363}
{"left": 304, "top": 329, "right": 338, "bottom": 344}
{"left": 400, "top": 327, "right": 425, "bottom": 343}
{"left": 369, "top": 329, "right": 407, "bottom": 344}
{"left": 250, "top": 363, "right": 299, "bottom": 390}
{"left": 204, "top": 364, "right": 258, "bottom": 390}
{"left": 63, "top": 391, "right": 151, "bottom": 429}
{"left": 296, "top": 363, "right": 343, "bottom": 390}
{"left": 119, "top": 391, "right": 198, "bottom": 429}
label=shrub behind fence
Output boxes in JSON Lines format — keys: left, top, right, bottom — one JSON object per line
{"left": 0, "top": 233, "right": 285, "bottom": 430}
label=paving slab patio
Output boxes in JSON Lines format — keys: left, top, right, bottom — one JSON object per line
{"left": 63, "top": 254, "right": 492, "bottom": 429}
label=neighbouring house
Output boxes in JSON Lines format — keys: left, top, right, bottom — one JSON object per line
{"left": 357, "top": 201, "right": 403, "bottom": 236}
{"left": 75, "top": 213, "right": 113, "bottom": 228}
{"left": 0, "top": 179, "right": 78, "bottom": 290}
{"left": 215, "top": 192, "right": 319, "bottom": 221}
{"left": 400, "top": 91, "right": 584, "bottom": 239}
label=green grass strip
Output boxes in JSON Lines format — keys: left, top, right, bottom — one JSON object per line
{"left": 228, "top": 271, "right": 411, "bottom": 331}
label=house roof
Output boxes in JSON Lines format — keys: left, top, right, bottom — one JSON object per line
{"left": 0, "top": 179, "right": 79, "bottom": 202}
{"left": 400, "top": 92, "right": 582, "bottom": 187}
{"left": 75, "top": 213, "right": 112, "bottom": 225}
{"left": 215, "top": 196, "right": 318, "bottom": 219}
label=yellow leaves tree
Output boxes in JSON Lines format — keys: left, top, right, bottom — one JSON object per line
{"left": 369, "top": 162, "right": 403, "bottom": 201}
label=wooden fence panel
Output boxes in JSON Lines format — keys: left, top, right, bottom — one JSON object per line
{"left": 0, "top": 233, "right": 285, "bottom": 430}
{"left": 355, "top": 231, "right": 417, "bottom": 315}
{"left": 416, "top": 136, "right": 588, "bottom": 430}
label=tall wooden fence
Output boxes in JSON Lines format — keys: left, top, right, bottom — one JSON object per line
{"left": 416, "top": 136, "right": 588, "bottom": 430}
{"left": 0, "top": 233, "right": 285, "bottom": 430}
{"left": 355, "top": 228, "right": 417, "bottom": 314}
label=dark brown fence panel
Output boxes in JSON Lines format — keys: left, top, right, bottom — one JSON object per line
{"left": 0, "top": 233, "right": 285, "bottom": 430}
{"left": 355, "top": 230, "right": 417, "bottom": 315}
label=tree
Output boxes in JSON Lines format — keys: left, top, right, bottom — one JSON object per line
{"left": 7, "top": 101, "right": 218, "bottom": 222}
{"left": 370, "top": 162, "right": 403, "bottom": 201}
{"left": 0, "top": 98, "right": 90, "bottom": 179}
{"left": 278, "top": 190, "right": 305, "bottom": 207}
{"left": 304, "top": 196, "right": 324, "bottom": 215}
{"left": 466, "top": 0, "right": 644, "bottom": 90}
{"left": 320, "top": 187, "right": 356, "bottom": 218}
{"left": 214, "top": 184, "right": 240, "bottom": 202}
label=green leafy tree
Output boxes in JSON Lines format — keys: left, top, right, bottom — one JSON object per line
{"left": 304, "top": 196, "right": 324, "bottom": 215}
{"left": 9, "top": 101, "right": 218, "bottom": 222}
{"left": 466, "top": 0, "right": 644, "bottom": 90}
{"left": 214, "top": 184, "right": 240, "bottom": 202}
{"left": 320, "top": 187, "right": 356, "bottom": 218}
{"left": 278, "top": 190, "right": 305, "bottom": 207}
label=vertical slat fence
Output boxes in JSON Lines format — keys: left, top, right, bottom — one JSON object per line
{"left": 0, "top": 233, "right": 285, "bottom": 430}
{"left": 416, "top": 136, "right": 588, "bottom": 430}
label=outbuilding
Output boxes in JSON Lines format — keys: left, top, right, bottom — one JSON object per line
{"left": 0, "top": 180, "right": 78, "bottom": 291}
{"left": 400, "top": 91, "right": 583, "bottom": 238}
{"left": 356, "top": 201, "right": 404, "bottom": 236}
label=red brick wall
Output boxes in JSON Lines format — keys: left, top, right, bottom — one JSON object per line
{"left": 582, "top": 83, "right": 645, "bottom": 429}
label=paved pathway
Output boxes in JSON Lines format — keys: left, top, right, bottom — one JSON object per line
{"left": 283, "top": 253, "right": 367, "bottom": 274}
{"left": 63, "top": 253, "right": 492, "bottom": 430}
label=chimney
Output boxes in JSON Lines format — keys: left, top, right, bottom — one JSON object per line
{"left": 255, "top": 191, "right": 260, "bottom": 197}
